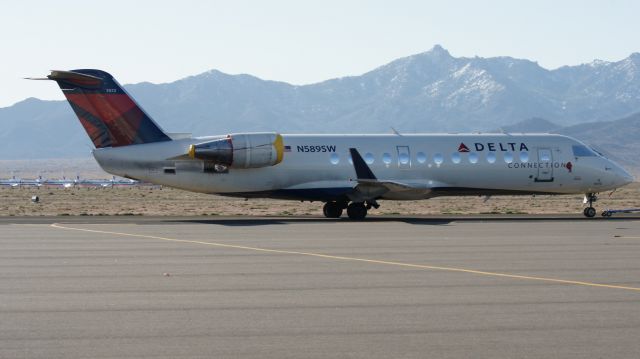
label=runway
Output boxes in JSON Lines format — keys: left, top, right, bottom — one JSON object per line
{"left": 2, "top": 216, "right": 640, "bottom": 358}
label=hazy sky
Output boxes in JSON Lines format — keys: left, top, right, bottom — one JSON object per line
{"left": 1, "top": 0, "right": 639, "bottom": 107}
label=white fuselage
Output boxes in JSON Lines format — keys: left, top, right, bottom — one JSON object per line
{"left": 92, "top": 133, "right": 633, "bottom": 201}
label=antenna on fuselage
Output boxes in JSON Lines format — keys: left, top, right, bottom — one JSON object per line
{"left": 390, "top": 127, "right": 402, "bottom": 136}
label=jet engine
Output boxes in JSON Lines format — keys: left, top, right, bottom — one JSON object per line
{"left": 188, "top": 133, "right": 284, "bottom": 169}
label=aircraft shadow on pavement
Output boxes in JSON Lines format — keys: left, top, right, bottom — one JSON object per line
{"left": 2, "top": 215, "right": 638, "bottom": 226}
{"left": 167, "top": 217, "right": 452, "bottom": 226}
{"left": 164, "top": 215, "right": 640, "bottom": 227}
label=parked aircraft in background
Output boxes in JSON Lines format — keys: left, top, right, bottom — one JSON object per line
{"left": 22, "top": 175, "right": 46, "bottom": 187}
{"left": 110, "top": 177, "right": 139, "bottom": 187}
{"left": 0, "top": 174, "right": 140, "bottom": 188}
{"left": 75, "top": 177, "right": 111, "bottom": 188}
{"left": 0, "top": 174, "right": 74, "bottom": 188}
{"left": 44, "top": 175, "right": 77, "bottom": 188}
{"left": 34, "top": 69, "right": 634, "bottom": 219}
{"left": 0, "top": 175, "right": 22, "bottom": 188}
{"left": 77, "top": 176, "right": 138, "bottom": 188}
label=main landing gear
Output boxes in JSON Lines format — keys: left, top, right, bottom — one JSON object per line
{"left": 583, "top": 193, "right": 598, "bottom": 218}
{"left": 322, "top": 201, "right": 344, "bottom": 218}
{"left": 347, "top": 202, "right": 367, "bottom": 220}
{"left": 323, "top": 200, "right": 379, "bottom": 220}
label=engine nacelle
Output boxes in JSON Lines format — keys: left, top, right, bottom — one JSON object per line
{"left": 188, "top": 132, "right": 284, "bottom": 169}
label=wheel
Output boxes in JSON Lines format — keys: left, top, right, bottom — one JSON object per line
{"left": 322, "top": 202, "right": 343, "bottom": 218}
{"left": 584, "top": 207, "right": 596, "bottom": 218}
{"left": 601, "top": 211, "right": 611, "bottom": 217}
{"left": 347, "top": 202, "right": 368, "bottom": 220}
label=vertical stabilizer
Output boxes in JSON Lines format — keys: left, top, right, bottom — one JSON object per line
{"left": 46, "top": 69, "right": 171, "bottom": 148}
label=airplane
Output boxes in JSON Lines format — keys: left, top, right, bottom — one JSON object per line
{"left": 20, "top": 175, "right": 45, "bottom": 187}
{"left": 1, "top": 174, "right": 51, "bottom": 188}
{"left": 32, "top": 69, "right": 634, "bottom": 219}
{"left": 77, "top": 176, "right": 139, "bottom": 188}
{"left": 110, "top": 176, "right": 140, "bottom": 188}
{"left": 76, "top": 177, "right": 111, "bottom": 188}
{"left": 0, "top": 174, "right": 22, "bottom": 188}
{"left": 0, "top": 173, "right": 140, "bottom": 189}
{"left": 43, "top": 175, "right": 77, "bottom": 188}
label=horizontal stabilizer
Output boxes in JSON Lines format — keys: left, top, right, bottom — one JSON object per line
{"left": 47, "top": 70, "right": 103, "bottom": 88}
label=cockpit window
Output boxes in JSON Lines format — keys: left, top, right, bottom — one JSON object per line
{"left": 572, "top": 145, "right": 597, "bottom": 157}
{"left": 591, "top": 147, "right": 605, "bottom": 157}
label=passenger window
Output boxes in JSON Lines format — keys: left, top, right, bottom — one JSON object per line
{"left": 469, "top": 152, "right": 478, "bottom": 164}
{"left": 399, "top": 153, "right": 410, "bottom": 165}
{"left": 416, "top": 152, "right": 427, "bottom": 164}
{"left": 519, "top": 151, "right": 529, "bottom": 162}
{"left": 504, "top": 152, "right": 513, "bottom": 163}
{"left": 382, "top": 153, "right": 392, "bottom": 164}
{"left": 330, "top": 153, "right": 340, "bottom": 165}
{"left": 487, "top": 152, "right": 496, "bottom": 164}
{"left": 540, "top": 151, "right": 551, "bottom": 161}
{"left": 434, "top": 153, "right": 444, "bottom": 165}
{"left": 451, "top": 153, "right": 461, "bottom": 164}
{"left": 364, "top": 153, "right": 374, "bottom": 164}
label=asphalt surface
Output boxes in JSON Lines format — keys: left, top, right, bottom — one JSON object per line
{"left": 1, "top": 215, "right": 640, "bottom": 358}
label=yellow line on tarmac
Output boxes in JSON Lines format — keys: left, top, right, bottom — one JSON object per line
{"left": 9, "top": 224, "right": 48, "bottom": 227}
{"left": 51, "top": 223, "right": 640, "bottom": 293}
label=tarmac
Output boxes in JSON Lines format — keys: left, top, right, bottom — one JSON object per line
{"left": 1, "top": 215, "right": 640, "bottom": 358}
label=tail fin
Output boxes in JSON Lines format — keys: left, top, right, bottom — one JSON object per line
{"left": 46, "top": 69, "right": 171, "bottom": 148}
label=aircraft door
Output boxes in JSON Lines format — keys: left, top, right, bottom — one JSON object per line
{"left": 535, "top": 148, "right": 554, "bottom": 182}
{"left": 397, "top": 146, "right": 411, "bottom": 169}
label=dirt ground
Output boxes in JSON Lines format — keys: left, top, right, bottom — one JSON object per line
{"left": 1, "top": 183, "right": 638, "bottom": 217}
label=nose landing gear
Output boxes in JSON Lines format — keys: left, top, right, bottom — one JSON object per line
{"left": 583, "top": 193, "right": 598, "bottom": 218}
{"left": 583, "top": 206, "right": 597, "bottom": 218}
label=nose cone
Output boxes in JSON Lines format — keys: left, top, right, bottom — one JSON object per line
{"left": 614, "top": 164, "right": 634, "bottom": 187}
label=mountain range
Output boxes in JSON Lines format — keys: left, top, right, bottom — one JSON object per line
{"left": 1, "top": 45, "right": 639, "bottom": 171}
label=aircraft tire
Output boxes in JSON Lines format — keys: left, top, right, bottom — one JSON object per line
{"left": 323, "top": 202, "right": 343, "bottom": 218}
{"left": 583, "top": 207, "right": 596, "bottom": 218}
{"left": 347, "top": 202, "right": 367, "bottom": 220}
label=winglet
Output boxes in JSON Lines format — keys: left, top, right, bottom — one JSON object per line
{"left": 349, "top": 148, "right": 377, "bottom": 180}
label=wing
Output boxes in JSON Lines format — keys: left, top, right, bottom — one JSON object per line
{"left": 348, "top": 148, "right": 436, "bottom": 200}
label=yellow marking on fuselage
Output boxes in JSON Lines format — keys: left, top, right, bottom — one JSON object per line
{"left": 50, "top": 223, "right": 640, "bottom": 293}
{"left": 273, "top": 134, "right": 284, "bottom": 164}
